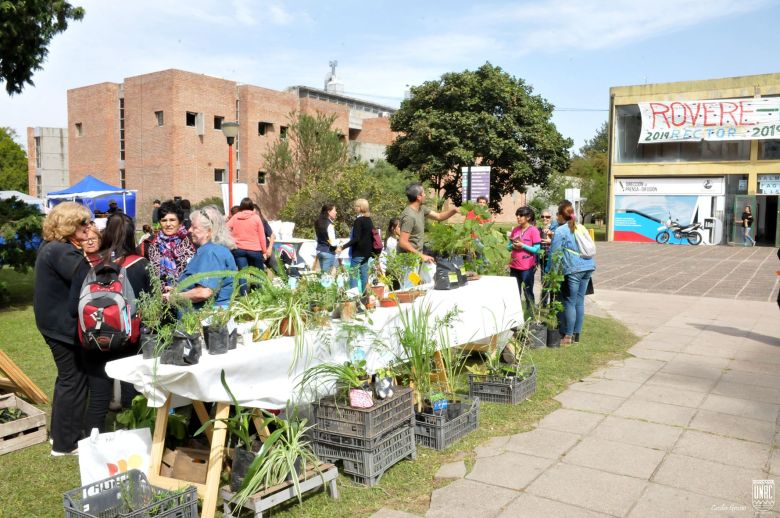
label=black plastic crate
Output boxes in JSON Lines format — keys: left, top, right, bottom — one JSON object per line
{"left": 468, "top": 366, "right": 537, "bottom": 405}
{"left": 312, "top": 386, "right": 413, "bottom": 439}
{"left": 63, "top": 470, "right": 198, "bottom": 518}
{"left": 314, "top": 424, "right": 416, "bottom": 486}
{"left": 312, "top": 416, "right": 415, "bottom": 450}
{"left": 414, "top": 396, "right": 479, "bottom": 450}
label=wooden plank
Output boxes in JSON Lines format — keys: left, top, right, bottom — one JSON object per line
{"left": 201, "top": 402, "right": 229, "bottom": 518}
{"left": 0, "top": 427, "right": 47, "bottom": 455}
{"left": 0, "top": 350, "right": 48, "bottom": 404}
{"left": 432, "top": 351, "right": 451, "bottom": 393}
{"left": 0, "top": 376, "right": 16, "bottom": 392}
{"left": 192, "top": 401, "right": 213, "bottom": 443}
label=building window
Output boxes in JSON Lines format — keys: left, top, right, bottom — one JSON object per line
{"left": 119, "top": 169, "right": 126, "bottom": 188}
{"left": 214, "top": 116, "right": 224, "bottom": 130}
{"left": 119, "top": 98, "right": 125, "bottom": 160}
{"left": 75, "top": 122, "right": 82, "bottom": 136}
{"left": 155, "top": 111, "right": 164, "bottom": 126}
{"left": 759, "top": 140, "right": 780, "bottom": 160}
{"left": 34, "top": 137, "right": 41, "bottom": 168}
{"left": 214, "top": 168, "right": 226, "bottom": 182}
{"left": 186, "top": 112, "right": 197, "bottom": 127}
{"left": 280, "top": 126, "right": 288, "bottom": 139}
{"left": 257, "top": 171, "right": 267, "bottom": 184}
{"left": 258, "top": 122, "right": 269, "bottom": 136}
{"left": 36, "top": 175, "right": 42, "bottom": 196}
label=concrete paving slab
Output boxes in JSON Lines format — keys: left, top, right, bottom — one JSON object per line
{"left": 434, "top": 461, "right": 466, "bottom": 479}
{"left": 563, "top": 436, "right": 665, "bottom": 479}
{"left": 611, "top": 357, "right": 666, "bottom": 372}
{"left": 568, "top": 378, "right": 642, "bottom": 398}
{"left": 425, "top": 479, "right": 518, "bottom": 518}
{"left": 770, "top": 449, "right": 780, "bottom": 476}
{"left": 630, "top": 384, "right": 708, "bottom": 408}
{"left": 660, "top": 361, "right": 725, "bottom": 380}
{"left": 554, "top": 389, "right": 626, "bottom": 414}
{"left": 712, "top": 380, "right": 780, "bottom": 405}
{"left": 646, "top": 371, "right": 719, "bottom": 393}
{"left": 688, "top": 410, "right": 776, "bottom": 444}
{"left": 495, "top": 493, "right": 610, "bottom": 518}
{"left": 614, "top": 399, "right": 697, "bottom": 427}
{"left": 728, "top": 359, "right": 780, "bottom": 376}
{"left": 626, "top": 347, "right": 678, "bottom": 362}
{"left": 590, "top": 415, "right": 683, "bottom": 451}
{"left": 474, "top": 435, "right": 510, "bottom": 459}
{"left": 370, "top": 509, "right": 423, "bottom": 518}
{"left": 466, "top": 451, "right": 554, "bottom": 490}
{"left": 526, "top": 463, "right": 647, "bottom": 516}
{"left": 652, "top": 454, "right": 760, "bottom": 505}
{"left": 721, "top": 369, "right": 780, "bottom": 391}
{"left": 585, "top": 365, "right": 656, "bottom": 384}
{"left": 682, "top": 342, "right": 739, "bottom": 359}
{"left": 632, "top": 339, "right": 688, "bottom": 353}
{"left": 628, "top": 483, "right": 749, "bottom": 517}
{"left": 504, "top": 428, "right": 581, "bottom": 459}
{"left": 672, "top": 429, "right": 772, "bottom": 471}
{"left": 671, "top": 352, "right": 731, "bottom": 368}
{"left": 699, "top": 394, "right": 780, "bottom": 422}
{"left": 535, "top": 409, "right": 605, "bottom": 435}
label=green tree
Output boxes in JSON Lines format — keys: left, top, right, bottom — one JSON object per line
{"left": 0, "top": 196, "right": 43, "bottom": 306}
{"left": 0, "top": 127, "right": 28, "bottom": 192}
{"left": 280, "top": 160, "right": 412, "bottom": 240}
{"left": 567, "top": 122, "right": 608, "bottom": 218}
{"left": 0, "top": 0, "right": 85, "bottom": 95}
{"left": 386, "top": 62, "right": 571, "bottom": 212}
{"left": 263, "top": 111, "right": 348, "bottom": 193}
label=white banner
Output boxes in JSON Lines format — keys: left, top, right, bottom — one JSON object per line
{"left": 758, "top": 174, "right": 780, "bottom": 194}
{"left": 639, "top": 98, "right": 780, "bottom": 143}
{"left": 614, "top": 177, "right": 725, "bottom": 196}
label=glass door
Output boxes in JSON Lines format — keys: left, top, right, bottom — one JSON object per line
{"left": 731, "top": 195, "right": 756, "bottom": 245}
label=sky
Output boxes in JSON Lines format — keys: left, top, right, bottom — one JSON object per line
{"left": 2, "top": 0, "right": 779, "bottom": 153}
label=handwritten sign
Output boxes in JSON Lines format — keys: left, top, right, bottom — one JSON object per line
{"left": 639, "top": 98, "right": 780, "bottom": 143}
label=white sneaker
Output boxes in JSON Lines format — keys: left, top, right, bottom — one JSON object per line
{"left": 51, "top": 447, "right": 78, "bottom": 457}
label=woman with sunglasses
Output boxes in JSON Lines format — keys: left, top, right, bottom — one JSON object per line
{"left": 34, "top": 202, "right": 93, "bottom": 456}
{"left": 169, "top": 206, "right": 237, "bottom": 309}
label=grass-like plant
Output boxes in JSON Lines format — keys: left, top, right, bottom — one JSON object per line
{"left": 296, "top": 359, "right": 370, "bottom": 402}
{"left": 194, "top": 370, "right": 256, "bottom": 451}
{"left": 389, "top": 303, "right": 439, "bottom": 410}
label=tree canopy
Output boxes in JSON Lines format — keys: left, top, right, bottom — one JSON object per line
{"left": 386, "top": 62, "right": 572, "bottom": 211}
{"left": 0, "top": 0, "right": 85, "bottom": 95}
{"left": 0, "top": 127, "right": 28, "bottom": 192}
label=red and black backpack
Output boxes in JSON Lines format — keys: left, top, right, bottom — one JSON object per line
{"left": 77, "top": 256, "right": 143, "bottom": 352}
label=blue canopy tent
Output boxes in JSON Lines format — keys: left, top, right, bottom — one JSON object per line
{"left": 46, "top": 175, "right": 137, "bottom": 218}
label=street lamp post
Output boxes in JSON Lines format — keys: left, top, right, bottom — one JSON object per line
{"left": 221, "top": 121, "right": 239, "bottom": 210}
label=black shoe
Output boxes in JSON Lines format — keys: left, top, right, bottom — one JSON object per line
{"left": 574, "top": 333, "right": 580, "bottom": 343}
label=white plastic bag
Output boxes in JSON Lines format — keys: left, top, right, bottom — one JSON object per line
{"left": 78, "top": 427, "right": 152, "bottom": 485}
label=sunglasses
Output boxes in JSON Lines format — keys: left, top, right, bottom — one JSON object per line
{"left": 541, "top": 216, "right": 552, "bottom": 219}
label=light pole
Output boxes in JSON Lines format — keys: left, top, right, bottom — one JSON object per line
{"left": 221, "top": 121, "right": 239, "bottom": 210}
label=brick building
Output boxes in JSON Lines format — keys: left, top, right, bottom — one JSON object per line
{"left": 61, "top": 69, "right": 396, "bottom": 221}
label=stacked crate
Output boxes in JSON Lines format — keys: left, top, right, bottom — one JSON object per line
{"left": 312, "top": 387, "right": 416, "bottom": 486}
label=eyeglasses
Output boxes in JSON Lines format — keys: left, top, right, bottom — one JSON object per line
{"left": 79, "top": 218, "right": 90, "bottom": 226}
{"left": 541, "top": 216, "right": 552, "bottom": 219}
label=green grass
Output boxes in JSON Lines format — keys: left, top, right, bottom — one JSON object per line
{"left": 0, "top": 269, "right": 637, "bottom": 517}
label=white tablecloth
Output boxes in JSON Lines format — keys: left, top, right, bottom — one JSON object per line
{"left": 105, "top": 276, "right": 522, "bottom": 409}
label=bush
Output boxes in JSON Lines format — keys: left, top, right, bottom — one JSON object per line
{"left": 193, "top": 196, "right": 225, "bottom": 213}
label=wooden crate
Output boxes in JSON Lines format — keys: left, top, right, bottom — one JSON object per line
{"left": 0, "top": 393, "right": 47, "bottom": 455}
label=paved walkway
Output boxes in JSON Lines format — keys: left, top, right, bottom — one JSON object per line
{"left": 371, "top": 289, "right": 780, "bottom": 518}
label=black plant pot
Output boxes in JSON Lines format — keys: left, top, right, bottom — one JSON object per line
{"left": 527, "top": 322, "right": 547, "bottom": 349}
{"left": 230, "top": 448, "right": 257, "bottom": 492}
{"left": 447, "top": 401, "right": 464, "bottom": 421}
{"left": 229, "top": 328, "right": 237, "bottom": 350}
{"left": 165, "top": 331, "right": 202, "bottom": 366}
{"left": 207, "top": 326, "right": 229, "bottom": 355}
{"left": 140, "top": 331, "right": 157, "bottom": 360}
{"left": 546, "top": 326, "right": 561, "bottom": 348}
{"left": 284, "top": 457, "right": 304, "bottom": 482}
{"left": 160, "top": 339, "right": 186, "bottom": 366}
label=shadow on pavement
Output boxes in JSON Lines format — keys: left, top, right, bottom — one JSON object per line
{"left": 690, "top": 323, "right": 780, "bottom": 347}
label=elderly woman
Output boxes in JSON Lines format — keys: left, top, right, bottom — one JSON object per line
{"left": 171, "top": 205, "right": 237, "bottom": 309}
{"left": 34, "top": 201, "right": 93, "bottom": 456}
{"left": 141, "top": 200, "right": 196, "bottom": 287}
{"left": 81, "top": 224, "right": 102, "bottom": 266}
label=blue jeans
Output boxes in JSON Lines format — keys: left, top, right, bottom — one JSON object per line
{"left": 560, "top": 270, "right": 593, "bottom": 336}
{"left": 318, "top": 251, "right": 336, "bottom": 273}
{"left": 510, "top": 267, "right": 535, "bottom": 318}
{"left": 233, "top": 249, "right": 265, "bottom": 295}
{"left": 350, "top": 256, "right": 370, "bottom": 294}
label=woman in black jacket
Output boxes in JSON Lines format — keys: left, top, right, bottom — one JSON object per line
{"left": 34, "top": 202, "right": 93, "bottom": 456}
{"left": 338, "top": 198, "right": 375, "bottom": 294}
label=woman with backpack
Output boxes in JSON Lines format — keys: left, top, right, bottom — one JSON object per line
{"left": 550, "top": 200, "right": 596, "bottom": 346}
{"left": 76, "top": 213, "right": 151, "bottom": 432}
{"left": 34, "top": 202, "right": 94, "bottom": 456}
{"left": 337, "top": 198, "right": 376, "bottom": 294}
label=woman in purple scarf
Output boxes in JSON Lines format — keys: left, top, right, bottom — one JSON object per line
{"left": 140, "top": 200, "right": 196, "bottom": 286}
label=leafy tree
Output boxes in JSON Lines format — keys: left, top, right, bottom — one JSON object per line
{"left": 567, "top": 122, "right": 608, "bottom": 219}
{"left": 280, "top": 160, "right": 412, "bottom": 240}
{"left": 0, "top": 127, "right": 28, "bottom": 192}
{"left": 386, "top": 63, "right": 571, "bottom": 212}
{"left": 263, "top": 111, "right": 348, "bottom": 193}
{"left": 0, "top": 196, "right": 43, "bottom": 306}
{"left": 0, "top": 0, "right": 85, "bottom": 95}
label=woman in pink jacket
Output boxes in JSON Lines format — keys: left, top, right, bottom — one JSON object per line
{"left": 227, "top": 198, "right": 267, "bottom": 274}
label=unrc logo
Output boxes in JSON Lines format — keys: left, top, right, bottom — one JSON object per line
{"left": 106, "top": 454, "right": 144, "bottom": 476}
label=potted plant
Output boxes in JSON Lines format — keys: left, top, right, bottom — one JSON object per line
{"left": 297, "top": 359, "right": 373, "bottom": 409}
{"left": 137, "top": 272, "right": 171, "bottom": 359}
{"left": 204, "top": 306, "right": 231, "bottom": 355}
{"left": 164, "top": 307, "right": 203, "bottom": 366}
{"left": 383, "top": 251, "right": 421, "bottom": 293}
{"left": 541, "top": 251, "right": 566, "bottom": 348}
{"left": 467, "top": 337, "right": 537, "bottom": 405}
{"left": 231, "top": 409, "right": 322, "bottom": 511}
{"left": 194, "top": 370, "right": 259, "bottom": 492}
{"left": 374, "top": 366, "right": 395, "bottom": 399}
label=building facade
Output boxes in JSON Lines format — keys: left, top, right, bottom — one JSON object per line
{"left": 26, "top": 127, "right": 69, "bottom": 198}
{"left": 62, "top": 69, "right": 396, "bottom": 221}
{"left": 608, "top": 73, "right": 780, "bottom": 247}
